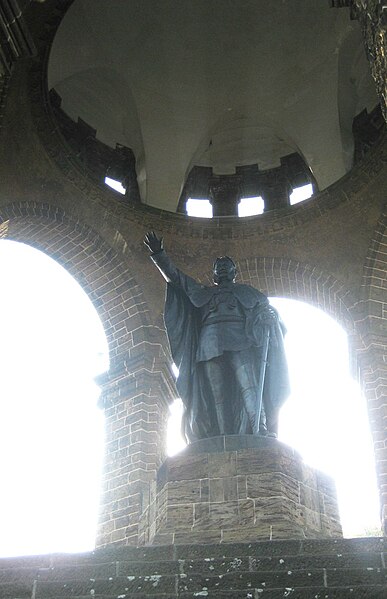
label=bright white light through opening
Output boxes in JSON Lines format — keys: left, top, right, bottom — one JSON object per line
{"left": 105, "top": 176, "right": 126, "bottom": 195}
{"left": 186, "top": 198, "right": 213, "bottom": 218}
{"left": 0, "top": 240, "right": 109, "bottom": 557}
{"left": 167, "top": 297, "right": 380, "bottom": 537}
{"left": 289, "top": 183, "right": 313, "bottom": 205}
{"left": 238, "top": 196, "right": 264, "bottom": 217}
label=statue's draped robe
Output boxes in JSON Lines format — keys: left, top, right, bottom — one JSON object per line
{"left": 152, "top": 252, "right": 290, "bottom": 442}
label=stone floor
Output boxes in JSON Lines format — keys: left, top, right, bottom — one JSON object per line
{"left": 0, "top": 537, "right": 386, "bottom": 597}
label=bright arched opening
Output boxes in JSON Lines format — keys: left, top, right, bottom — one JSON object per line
{"left": 270, "top": 298, "right": 380, "bottom": 537}
{"left": 0, "top": 240, "right": 109, "bottom": 557}
{"left": 167, "top": 297, "right": 380, "bottom": 537}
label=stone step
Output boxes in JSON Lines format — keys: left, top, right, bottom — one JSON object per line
{"left": 110, "top": 537, "right": 386, "bottom": 562}
{"left": 1, "top": 567, "right": 386, "bottom": 598}
{"left": 178, "top": 553, "right": 385, "bottom": 575}
{"left": 176, "top": 568, "right": 387, "bottom": 593}
{"left": 179, "top": 590, "right": 387, "bottom": 599}
{"left": 1, "top": 550, "right": 385, "bottom": 574}
{"left": 0, "top": 538, "right": 386, "bottom": 597}
{"left": 5, "top": 552, "right": 382, "bottom": 582}
{"left": 1, "top": 538, "right": 384, "bottom": 571}
{"left": 169, "top": 538, "right": 387, "bottom": 560}
{"left": 2, "top": 581, "right": 387, "bottom": 598}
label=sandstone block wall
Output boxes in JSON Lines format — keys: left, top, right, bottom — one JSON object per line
{"left": 139, "top": 437, "right": 342, "bottom": 546}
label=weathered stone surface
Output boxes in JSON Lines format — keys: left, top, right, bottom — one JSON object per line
{"left": 143, "top": 438, "right": 342, "bottom": 545}
{"left": 173, "top": 537, "right": 386, "bottom": 559}
{"left": 164, "top": 503, "right": 194, "bottom": 531}
{"left": 175, "top": 529, "right": 222, "bottom": 545}
{"left": 209, "top": 477, "right": 224, "bottom": 502}
{"left": 5, "top": 536, "right": 385, "bottom": 598}
{"left": 166, "top": 480, "right": 201, "bottom": 503}
{"left": 246, "top": 472, "right": 299, "bottom": 502}
{"left": 158, "top": 454, "right": 209, "bottom": 486}
{"left": 177, "top": 570, "right": 327, "bottom": 594}
{"left": 253, "top": 496, "right": 302, "bottom": 523}
{"left": 208, "top": 452, "right": 237, "bottom": 478}
{"left": 181, "top": 591, "right": 387, "bottom": 599}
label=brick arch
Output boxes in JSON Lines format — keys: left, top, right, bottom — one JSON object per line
{"left": 236, "top": 256, "right": 361, "bottom": 335}
{"left": 360, "top": 208, "right": 387, "bottom": 534}
{"left": 362, "top": 207, "right": 387, "bottom": 324}
{"left": 236, "top": 253, "right": 387, "bottom": 534}
{"left": 0, "top": 200, "right": 175, "bottom": 547}
{"left": 237, "top": 252, "right": 387, "bottom": 534}
{"left": 0, "top": 201, "right": 150, "bottom": 365}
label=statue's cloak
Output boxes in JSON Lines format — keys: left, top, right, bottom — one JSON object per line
{"left": 164, "top": 279, "right": 290, "bottom": 442}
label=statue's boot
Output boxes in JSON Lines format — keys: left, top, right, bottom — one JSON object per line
{"left": 260, "top": 428, "right": 277, "bottom": 438}
{"left": 259, "top": 408, "right": 277, "bottom": 437}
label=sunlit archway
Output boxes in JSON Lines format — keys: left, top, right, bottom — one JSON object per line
{"left": 167, "top": 297, "right": 380, "bottom": 538}
{"left": 0, "top": 240, "right": 109, "bottom": 557}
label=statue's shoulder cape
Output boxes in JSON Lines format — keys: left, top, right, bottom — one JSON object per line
{"left": 188, "top": 282, "right": 268, "bottom": 308}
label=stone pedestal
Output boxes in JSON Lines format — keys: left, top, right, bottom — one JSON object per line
{"left": 138, "top": 436, "right": 342, "bottom": 546}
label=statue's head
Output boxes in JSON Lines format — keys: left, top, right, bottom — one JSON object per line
{"left": 213, "top": 256, "right": 237, "bottom": 284}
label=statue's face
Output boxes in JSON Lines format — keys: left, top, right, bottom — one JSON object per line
{"left": 213, "top": 257, "right": 236, "bottom": 284}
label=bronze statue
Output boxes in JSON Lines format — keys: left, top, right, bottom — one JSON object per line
{"left": 144, "top": 231, "right": 290, "bottom": 443}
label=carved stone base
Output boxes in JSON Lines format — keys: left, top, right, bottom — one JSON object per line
{"left": 138, "top": 436, "right": 342, "bottom": 545}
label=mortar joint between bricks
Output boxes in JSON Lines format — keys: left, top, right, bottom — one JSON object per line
{"left": 248, "top": 555, "right": 255, "bottom": 572}
{"left": 178, "top": 558, "right": 185, "bottom": 574}
{"left": 174, "top": 571, "right": 179, "bottom": 595}
{"left": 323, "top": 567, "right": 328, "bottom": 587}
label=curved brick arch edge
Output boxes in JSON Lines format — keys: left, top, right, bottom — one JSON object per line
{"left": 0, "top": 202, "right": 178, "bottom": 547}
{"left": 236, "top": 255, "right": 362, "bottom": 336}
{"left": 360, "top": 207, "right": 387, "bottom": 371}
{"left": 238, "top": 254, "right": 386, "bottom": 534}
{"left": 0, "top": 201, "right": 154, "bottom": 368}
{"left": 360, "top": 209, "right": 387, "bottom": 535}
{"left": 22, "top": 0, "right": 387, "bottom": 241}
{"left": 362, "top": 207, "right": 387, "bottom": 325}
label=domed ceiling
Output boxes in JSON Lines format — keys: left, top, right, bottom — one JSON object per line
{"left": 48, "top": 0, "right": 378, "bottom": 212}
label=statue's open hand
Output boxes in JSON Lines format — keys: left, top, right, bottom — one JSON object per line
{"left": 144, "top": 231, "right": 164, "bottom": 254}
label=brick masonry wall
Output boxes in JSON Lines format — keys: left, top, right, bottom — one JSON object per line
{"left": 0, "top": 205, "right": 176, "bottom": 546}
{"left": 0, "top": 0, "right": 385, "bottom": 544}
{"left": 359, "top": 207, "right": 387, "bottom": 533}
{"left": 0, "top": 72, "right": 10, "bottom": 133}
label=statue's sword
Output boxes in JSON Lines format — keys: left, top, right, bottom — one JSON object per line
{"left": 254, "top": 324, "right": 271, "bottom": 434}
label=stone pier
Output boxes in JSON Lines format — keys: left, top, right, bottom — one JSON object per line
{"left": 138, "top": 436, "right": 342, "bottom": 546}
